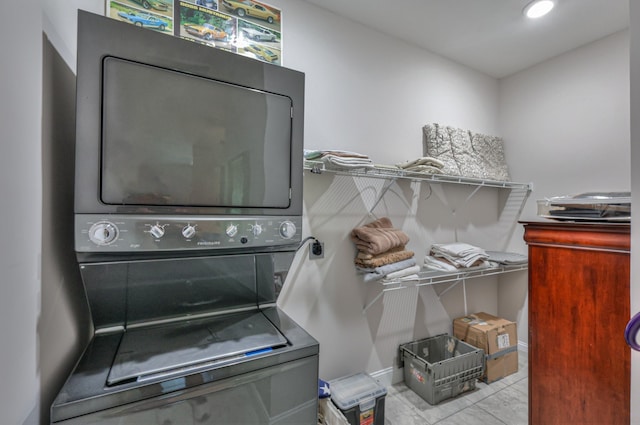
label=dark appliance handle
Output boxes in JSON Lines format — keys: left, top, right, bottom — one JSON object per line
{"left": 625, "top": 311, "right": 640, "bottom": 351}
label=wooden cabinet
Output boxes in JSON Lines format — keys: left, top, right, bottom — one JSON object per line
{"left": 522, "top": 221, "right": 630, "bottom": 425}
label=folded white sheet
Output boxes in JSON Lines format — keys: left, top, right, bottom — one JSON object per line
{"left": 322, "top": 154, "right": 374, "bottom": 169}
{"left": 429, "top": 242, "right": 490, "bottom": 269}
{"left": 396, "top": 156, "right": 445, "bottom": 169}
{"left": 384, "top": 265, "right": 422, "bottom": 280}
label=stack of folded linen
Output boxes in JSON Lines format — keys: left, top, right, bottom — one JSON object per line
{"left": 395, "top": 156, "right": 445, "bottom": 174}
{"left": 350, "top": 217, "right": 420, "bottom": 282}
{"left": 486, "top": 250, "right": 528, "bottom": 265}
{"left": 424, "top": 242, "right": 490, "bottom": 271}
{"left": 304, "top": 149, "right": 374, "bottom": 170}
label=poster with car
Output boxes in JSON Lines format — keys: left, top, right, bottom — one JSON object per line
{"left": 236, "top": 19, "right": 280, "bottom": 64}
{"left": 106, "top": 0, "right": 283, "bottom": 65}
{"left": 179, "top": 1, "right": 237, "bottom": 51}
{"left": 108, "top": 0, "right": 174, "bottom": 34}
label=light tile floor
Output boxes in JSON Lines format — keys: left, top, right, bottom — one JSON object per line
{"left": 384, "top": 351, "right": 528, "bottom": 425}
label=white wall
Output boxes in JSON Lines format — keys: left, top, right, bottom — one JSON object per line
{"left": 498, "top": 30, "right": 630, "bottom": 342}
{"left": 500, "top": 30, "right": 630, "bottom": 221}
{"left": 1, "top": 1, "right": 42, "bottom": 424}
{"left": 266, "top": 0, "right": 511, "bottom": 383}
{"left": 273, "top": 0, "right": 500, "bottom": 160}
{"left": 14, "top": 0, "right": 632, "bottom": 423}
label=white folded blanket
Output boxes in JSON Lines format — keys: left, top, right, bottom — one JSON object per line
{"left": 385, "top": 265, "right": 421, "bottom": 280}
{"left": 304, "top": 149, "right": 370, "bottom": 160}
{"left": 402, "top": 165, "right": 443, "bottom": 174}
{"left": 322, "top": 154, "right": 374, "bottom": 169}
{"left": 424, "top": 255, "right": 492, "bottom": 271}
{"left": 396, "top": 157, "right": 445, "bottom": 169}
{"left": 429, "top": 242, "right": 489, "bottom": 269}
{"left": 357, "top": 258, "right": 417, "bottom": 282}
{"left": 424, "top": 255, "right": 459, "bottom": 271}
{"left": 394, "top": 274, "right": 420, "bottom": 281}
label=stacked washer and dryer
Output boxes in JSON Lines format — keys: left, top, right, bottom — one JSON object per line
{"left": 51, "top": 11, "right": 318, "bottom": 424}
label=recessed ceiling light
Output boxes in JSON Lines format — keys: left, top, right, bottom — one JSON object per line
{"left": 523, "top": 0, "right": 555, "bottom": 19}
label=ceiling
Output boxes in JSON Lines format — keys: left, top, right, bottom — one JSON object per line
{"left": 298, "top": 0, "right": 629, "bottom": 78}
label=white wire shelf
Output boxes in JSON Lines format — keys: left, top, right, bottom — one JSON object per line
{"left": 381, "top": 263, "right": 528, "bottom": 287}
{"left": 304, "top": 160, "right": 532, "bottom": 191}
{"left": 362, "top": 263, "right": 528, "bottom": 313}
{"left": 303, "top": 158, "right": 531, "bottom": 313}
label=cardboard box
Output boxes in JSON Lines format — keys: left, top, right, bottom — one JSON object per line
{"left": 453, "top": 312, "right": 518, "bottom": 383}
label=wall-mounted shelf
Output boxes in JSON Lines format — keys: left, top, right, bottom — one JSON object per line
{"left": 304, "top": 160, "right": 533, "bottom": 191}
{"left": 363, "top": 263, "right": 528, "bottom": 313}
{"left": 303, "top": 159, "right": 532, "bottom": 314}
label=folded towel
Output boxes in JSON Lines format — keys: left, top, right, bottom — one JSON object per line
{"left": 396, "top": 157, "right": 445, "bottom": 169}
{"left": 322, "top": 154, "right": 374, "bottom": 170}
{"left": 403, "top": 164, "right": 443, "bottom": 174}
{"left": 352, "top": 230, "right": 410, "bottom": 255}
{"left": 424, "top": 255, "right": 459, "bottom": 271}
{"left": 357, "top": 258, "right": 417, "bottom": 282}
{"left": 424, "top": 255, "right": 491, "bottom": 271}
{"left": 356, "top": 245, "right": 406, "bottom": 260}
{"left": 304, "top": 149, "right": 370, "bottom": 160}
{"left": 361, "top": 217, "right": 393, "bottom": 229}
{"left": 486, "top": 251, "right": 528, "bottom": 265}
{"left": 394, "top": 274, "right": 420, "bottom": 281}
{"left": 384, "top": 265, "right": 421, "bottom": 280}
{"left": 355, "top": 250, "right": 415, "bottom": 268}
{"left": 430, "top": 242, "right": 489, "bottom": 268}
{"left": 431, "top": 242, "right": 487, "bottom": 257}
{"left": 372, "top": 163, "right": 400, "bottom": 170}
{"left": 351, "top": 217, "right": 409, "bottom": 256}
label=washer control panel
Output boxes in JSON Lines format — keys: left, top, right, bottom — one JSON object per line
{"left": 76, "top": 214, "right": 301, "bottom": 252}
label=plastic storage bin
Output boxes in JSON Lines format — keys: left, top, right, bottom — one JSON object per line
{"left": 399, "top": 334, "right": 484, "bottom": 405}
{"left": 318, "top": 398, "right": 350, "bottom": 425}
{"left": 328, "top": 373, "right": 386, "bottom": 425}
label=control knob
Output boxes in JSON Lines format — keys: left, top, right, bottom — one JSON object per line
{"left": 279, "top": 221, "right": 297, "bottom": 239}
{"left": 88, "top": 221, "right": 119, "bottom": 246}
{"left": 225, "top": 224, "right": 238, "bottom": 238}
{"left": 251, "top": 224, "right": 263, "bottom": 237}
{"left": 182, "top": 224, "right": 197, "bottom": 239}
{"left": 149, "top": 223, "right": 166, "bottom": 239}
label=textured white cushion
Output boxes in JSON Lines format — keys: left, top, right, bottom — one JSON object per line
{"left": 468, "top": 131, "right": 510, "bottom": 181}
{"left": 422, "top": 123, "right": 510, "bottom": 181}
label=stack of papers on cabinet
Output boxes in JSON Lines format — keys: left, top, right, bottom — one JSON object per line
{"left": 537, "top": 192, "right": 630, "bottom": 222}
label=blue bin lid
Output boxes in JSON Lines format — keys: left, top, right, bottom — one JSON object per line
{"left": 328, "top": 373, "right": 387, "bottom": 410}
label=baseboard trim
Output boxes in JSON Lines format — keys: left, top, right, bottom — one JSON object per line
{"left": 518, "top": 340, "right": 528, "bottom": 352}
{"left": 369, "top": 367, "right": 395, "bottom": 388}
{"left": 369, "top": 340, "right": 529, "bottom": 388}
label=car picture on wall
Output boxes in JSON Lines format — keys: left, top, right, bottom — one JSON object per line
{"left": 108, "top": 1, "right": 174, "bottom": 33}
{"left": 221, "top": 0, "right": 279, "bottom": 25}
{"left": 106, "top": 0, "right": 282, "bottom": 64}
{"left": 235, "top": 19, "right": 280, "bottom": 64}
{"left": 194, "top": 0, "right": 218, "bottom": 10}
{"left": 184, "top": 22, "right": 228, "bottom": 41}
{"left": 130, "top": 0, "right": 169, "bottom": 11}
{"left": 114, "top": 0, "right": 174, "bottom": 17}
{"left": 179, "top": 2, "right": 236, "bottom": 50}
{"left": 118, "top": 11, "right": 170, "bottom": 30}
{"left": 242, "top": 44, "right": 279, "bottom": 63}
{"left": 241, "top": 25, "right": 277, "bottom": 42}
